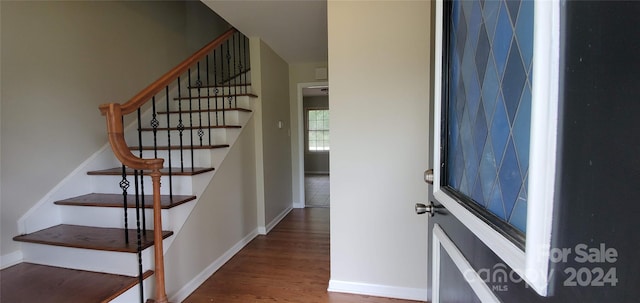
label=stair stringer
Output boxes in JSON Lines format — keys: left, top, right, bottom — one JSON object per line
{"left": 153, "top": 106, "right": 253, "bottom": 252}
{"left": 16, "top": 95, "right": 254, "bottom": 269}
{"left": 14, "top": 84, "right": 181, "bottom": 236}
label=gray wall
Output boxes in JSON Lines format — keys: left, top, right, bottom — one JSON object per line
{"left": 303, "top": 95, "right": 330, "bottom": 174}
{"left": 0, "top": 0, "right": 229, "bottom": 257}
{"left": 258, "top": 40, "right": 293, "bottom": 225}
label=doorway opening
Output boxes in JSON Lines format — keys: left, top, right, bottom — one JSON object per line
{"left": 301, "top": 85, "right": 330, "bottom": 208}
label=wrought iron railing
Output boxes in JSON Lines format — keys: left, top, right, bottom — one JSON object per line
{"left": 99, "top": 28, "right": 250, "bottom": 303}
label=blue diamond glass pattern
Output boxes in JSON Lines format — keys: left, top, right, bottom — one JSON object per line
{"left": 505, "top": 0, "right": 522, "bottom": 24}
{"left": 445, "top": 0, "right": 533, "bottom": 233}
{"left": 482, "top": 54, "right": 500, "bottom": 122}
{"left": 479, "top": 138, "right": 498, "bottom": 203}
{"left": 516, "top": 0, "right": 534, "bottom": 73}
{"left": 490, "top": 96, "right": 509, "bottom": 161}
{"left": 476, "top": 24, "right": 491, "bottom": 85}
{"left": 499, "top": 138, "right": 521, "bottom": 216}
{"left": 483, "top": 0, "right": 501, "bottom": 42}
{"left": 502, "top": 41, "right": 527, "bottom": 124}
{"left": 488, "top": 183, "right": 506, "bottom": 218}
{"left": 510, "top": 177, "right": 528, "bottom": 232}
{"left": 493, "top": 2, "right": 513, "bottom": 79}
{"left": 473, "top": 103, "right": 489, "bottom": 159}
{"left": 513, "top": 83, "right": 532, "bottom": 176}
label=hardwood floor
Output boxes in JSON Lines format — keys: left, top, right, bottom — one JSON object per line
{"left": 184, "top": 208, "right": 424, "bottom": 303}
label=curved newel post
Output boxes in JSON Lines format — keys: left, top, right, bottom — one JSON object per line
{"left": 100, "top": 103, "right": 169, "bottom": 303}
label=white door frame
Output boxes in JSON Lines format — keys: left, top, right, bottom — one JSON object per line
{"left": 293, "top": 81, "right": 329, "bottom": 208}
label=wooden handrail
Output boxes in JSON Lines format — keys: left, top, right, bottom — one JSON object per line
{"left": 99, "top": 103, "right": 164, "bottom": 170}
{"left": 99, "top": 27, "right": 240, "bottom": 303}
{"left": 119, "top": 27, "right": 236, "bottom": 115}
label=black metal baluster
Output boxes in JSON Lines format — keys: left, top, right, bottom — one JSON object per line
{"left": 243, "top": 35, "right": 248, "bottom": 94}
{"left": 120, "top": 164, "right": 130, "bottom": 244}
{"left": 137, "top": 108, "right": 146, "bottom": 233}
{"left": 220, "top": 45, "right": 226, "bottom": 126}
{"left": 236, "top": 33, "right": 243, "bottom": 95}
{"left": 187, "top": 69, "right": 195, "bottom": 169}
{"left": 133, "top": 168, "right": 144, "bottom": 303}
{"left": 196, "top": 62, "right": 204, "bottom": 147}
{"left": 213, "top": 50, "right": 220, "bottom": 127}
{"left": 226, "top": 40, "right": 233, "bottom": 112}
{"left": 234, "top": 32, "right": 239, "bottom": 108}
{"left": 151, "top": 97, "right": 159, "bottom": 159}
{"left": 165, "top": 86, "right": 173, "bottom": 200}
{"left": 177, "top": 76, "right": 185, "bottom": 172}
{"left": 206, "top": 55, "right": 213, "bottom": 144}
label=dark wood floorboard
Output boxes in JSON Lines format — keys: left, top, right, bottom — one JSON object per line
{"left": 183, "top": 208, "right": 424, "bottom": 303}
{"left": 55, "top": 193, "right": 196, "bottom": 209}
{"left": 0, "top": 263, "right": 151, "bottom": 303}
{"left": 87, "top": 167, "right": 215, "bottom": 176}
{"left": 13, "top": 224, "right": 173, "bottom": 253}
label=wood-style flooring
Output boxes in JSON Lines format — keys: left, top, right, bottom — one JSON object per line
{"left": 184, "top": 208, "right": 424, "bottom": 303}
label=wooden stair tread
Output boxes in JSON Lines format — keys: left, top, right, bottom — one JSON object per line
{"left": 0, "top": 263, "right": 152, "bottom": 303}
{"left": 88, "top": 167, "right": 215, "bottom": 176}
{"left": 174, "top": 93, "right": 258, "bottom": 100}
{"left": 55, "top": 193, "right": 196, "bottom": 209}
{"left": 139, "top": 124, "right": 241, "bottom": 131}
{"left": 129, "top": 144, "right": 229, "bottom": 151}
{"left": 13, "top": 224, "right": 173, "bottom": 253}
{"left": 157, "top": 107, "right": 252, "bottom": 114}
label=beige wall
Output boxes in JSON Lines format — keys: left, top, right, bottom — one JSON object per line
{"left": 250, "top": 38, "right": 293, "bottom": 229}
{"left": 164, "top": 117, "right": 257, "bottom": 298}
{"left": 328, "top": 0, "right": 431, "bottom": 297}
{"left": 185, "top": 1, "right": 232, "bottom": 53}
{"left": 0, "top": 1, "right": 227, "bottom": 257}
{"left": 259, "top": 40, "right": 293, "bottom": 224}
{"left": 289, "top": 62, "right": 328, "bottom": 206}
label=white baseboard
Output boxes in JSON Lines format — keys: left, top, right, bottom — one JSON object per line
{"left": 1, "top": 250, "right": 24, "bottom": 269}
{"left": 259, "top": 206, "right": 292, "bottom": 235}
{"left": 169, "top": 228, "right": 260, "bottom": 302}
{"left": 328, "top": 279, "right": 428, "bottom": 302}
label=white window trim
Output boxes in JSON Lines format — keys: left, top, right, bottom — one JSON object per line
{"left": 432, "top": 0, "right": 560, "bottom": 296}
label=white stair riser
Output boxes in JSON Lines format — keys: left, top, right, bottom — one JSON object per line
{"left": 189, "top": 85, "right": 252, "bottom": 96}
{"left": 167, "top": 95, "right": 252, "bottom": 112}
{"left": 91, "top": 175, "right": 195, "bottom": 196}
{"left": 133, "top": 149, "right": 213, "bottom": 168}
{"left": 110, "top": 275, "right": 154, "bottom": 303}
{"left": 59, "top": 197, "right": 196, "bottom": 233}
{"left": 21, "top": 243, "right": 155, "bottom": 276}
{"left": 140, "top": 110, "right": 242, "bottom": 129}
{"left": 126, "top": 127, "right": 230, "bottom": 147}
{"left": 60, "top": 206, "right": 169, "bottom": 230}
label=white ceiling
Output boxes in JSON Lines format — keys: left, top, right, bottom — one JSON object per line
{"left": 202, "top": 0, "right": 328, "bottom": 64}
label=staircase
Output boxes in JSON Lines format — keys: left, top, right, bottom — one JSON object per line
{"left": 2, "top": 28, "right": 255, "bottom": 303}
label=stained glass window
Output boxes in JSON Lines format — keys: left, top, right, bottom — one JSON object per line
{"left": 445, "top": 0, "right": 533, "bottom": 233}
